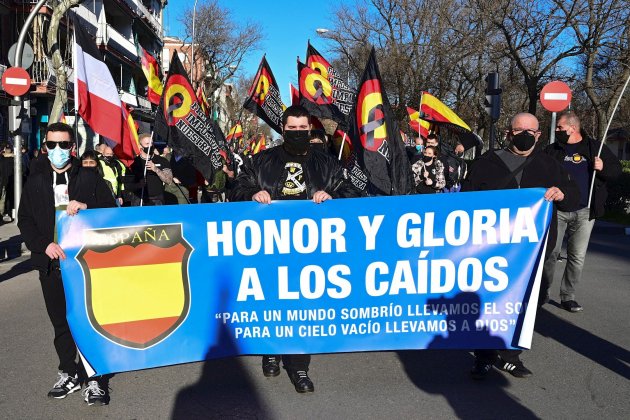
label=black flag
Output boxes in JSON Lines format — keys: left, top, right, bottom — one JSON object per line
{"left": 154, "top": 53, "right": 223, "bottom": 180}
{"left": 243, "top": 56, "right": 285, "bottom": 134}
{"left": 347, "top": 47, "right": 412, "bottom": 196}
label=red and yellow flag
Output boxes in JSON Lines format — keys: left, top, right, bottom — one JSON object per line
{"left": 333, "top": 128, "right": 352, "bottom": 161}
{"left": 226, "top": 122, "right": 243, "bottom": 142}
{"left": 406, "top": 106, "right": 431, "bottom": 139}
{"left": 420, "top": 92, "right": 471, "bottom": 131}
{"left": 419, "top": 92, "right": 482, "bottom": 149}
{"left": 140, "top": 47, "right": 163, "bottom": 105}
{"left": 117, "top": 103, "right": 141, "bottom": 166}
{"left": 250, "top": 133, "right": 266, "bottom": 155}
{"left": 196, "top": 87, "right": 210, "bottom": 117}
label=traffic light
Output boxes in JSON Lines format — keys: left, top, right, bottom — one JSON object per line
{"left": 484, "top": 72, "right": 501, "bottom": 121}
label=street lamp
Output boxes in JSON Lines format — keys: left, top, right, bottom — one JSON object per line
{"left": 191, "top": 0, "right": 200, "bottom": 84}
{"left": 315, "top": 28, "right": 350, "bottom": 85}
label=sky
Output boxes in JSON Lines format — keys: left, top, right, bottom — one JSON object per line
{"left": 164, "top": 0, "right": 346, "bottom": 105}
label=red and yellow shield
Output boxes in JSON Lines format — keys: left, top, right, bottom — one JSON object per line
{"left": 77, "top": 224, "right": 192, "bottom": 349}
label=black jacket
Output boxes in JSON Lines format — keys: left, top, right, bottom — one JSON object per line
{"left": 461, "top": 149, "right": 580, "bottom": 256}
{"left": 229, "top": 146, "right": 361, "bottom": 201}
{"left": 544, "top": 138, "right": 622, "bottom": 219}
{"left": 18, "top": 159, "right": 116, "bottom": 270}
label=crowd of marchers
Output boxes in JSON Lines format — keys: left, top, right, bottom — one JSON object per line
{"left": 12, "top": 105, "right": 621, "bottom": 406}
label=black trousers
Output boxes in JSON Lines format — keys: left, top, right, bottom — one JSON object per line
{"left": 474, "top": 349, "right": 523, "bottom": 364}
{"left": 39, "top": 265, "right": 79, "bottom": 377}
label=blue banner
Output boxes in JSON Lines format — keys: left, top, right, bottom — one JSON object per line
{"left": 58, "top": 189, "right": 551, "bottom": 376}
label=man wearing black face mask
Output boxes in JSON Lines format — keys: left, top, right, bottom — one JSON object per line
{"left": 97, "top": 145, "right": 126, "bottom": 206}
{"left": 461, "top": 112, "right": 579, "bottom": 380}
{"left": 229, "top": 105, "right": 360, "bottom": 393}
{"left": 130, "top": 133, "right": 173, "bottom": 205}
{"left": 543, "top": 112, "right": 621, "bottom": 313}
{"left": 308, "top": 129, "right": 332, "bottom": 155}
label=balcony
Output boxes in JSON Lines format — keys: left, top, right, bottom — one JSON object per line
{"left": 97, "top": 22, "right": 138, "bottom": 61}
{"left": 119, "top": 0, "right": 162, "bottom": 35}
{"left": 30, "top": 58, "right": 73, "bottom": 92}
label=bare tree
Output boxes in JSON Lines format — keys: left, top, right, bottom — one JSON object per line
{"left": 181, "top": 0, "right": 264, "bottom": 101}
{"left": 557, "top": 0, "right": 630, "bottom": 139}
{"left": 48, "top": 0, "right": 82, "bottom": 123}
{"left": 475, "top": 0, "right": 583, "bottom": 115}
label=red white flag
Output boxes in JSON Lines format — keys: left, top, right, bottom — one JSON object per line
{"left": 73, "top": 17, "right": 123, "bottom": 144}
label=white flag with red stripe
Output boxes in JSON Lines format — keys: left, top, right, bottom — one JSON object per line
{"left": 73, "top": 16, "right": 123, "bottom": 144}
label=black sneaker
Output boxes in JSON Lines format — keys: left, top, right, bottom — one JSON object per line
{"left": 561, "top": 300, "right": 583, "bottom": 313}
{"left": 496, "top": 359, "right": 533, "bottom": 378}
{"left": 470, "top": 359, "right": 493, "bottom": 380}
{"left": 82, "top": 380, "right": 109, "bottom": 406}
{"left": 262, "top": 355, "right": 281, "bottom": 377}
{"left": 287, "top": 370, "right": 314, "bottom": 393}
{"left": 47, "top": 372, "right": 81, "bottom": 399}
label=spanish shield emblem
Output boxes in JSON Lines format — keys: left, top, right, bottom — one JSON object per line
{"left": 76, "top": 224, "right": 192, "bottom": 349}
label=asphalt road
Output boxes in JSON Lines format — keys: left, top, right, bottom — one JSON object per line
{"left": 1, "top": 220, "right": 629, "bottom": 419}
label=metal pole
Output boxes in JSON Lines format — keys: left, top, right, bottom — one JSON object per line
{"left": 12, "top": 0, "right": 48, "bottom": 224}
{"left": 191, "top": 0, "right": 199, "bottom": 84}
{"left": 549, "top": 112, "right": 557, "bottom": 144}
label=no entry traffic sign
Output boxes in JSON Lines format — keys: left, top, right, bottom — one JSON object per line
{"left": 540, "top": 81, "right": 572, "bottom": 112}
{"left": 1, "top": 67, "right": 31, "bottom": 97}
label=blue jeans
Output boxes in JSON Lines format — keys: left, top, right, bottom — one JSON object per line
{"left": 542, "top": 207, "right": 595, "bottom": 302}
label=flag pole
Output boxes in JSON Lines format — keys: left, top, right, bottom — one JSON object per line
{"left": 337, "top": 132, "right": 346, "bottom": 161}
{"left": 139, "top": 131, "right": 154, "bottom": 207}
{"left": 586, "top": 70, "right": 630, "bottom": 209}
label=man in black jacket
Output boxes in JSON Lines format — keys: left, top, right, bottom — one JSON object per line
{"left": 461, "top": 112, "right": 579, "bottom": 380}
{"left": 542, "top": 112, "right": 622, "bottom": 312}
{"left": 230, "top": 105, "right": 360, "bottom": 393}
{"left": 18, "top": 123, "right": 116, "bottom": 405}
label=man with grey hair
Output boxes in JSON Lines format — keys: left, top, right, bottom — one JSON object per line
{"left": 542, "top": 112, "right": 621, "bottom": 312}
{"left": 462, "top": 112, "right": 579, "bottom": 379}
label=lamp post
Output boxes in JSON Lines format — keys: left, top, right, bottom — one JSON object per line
{"left": 315, "top": 28, "right": 350, "bottom": 85}
{"left": 191, "top": 0, "right": 200, "bottom": 85}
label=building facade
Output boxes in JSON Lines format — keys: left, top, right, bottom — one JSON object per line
{"left": 0, "top": 0, "right": 166, "bottom": 154}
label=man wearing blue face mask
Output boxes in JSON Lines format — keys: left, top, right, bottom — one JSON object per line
{"left": 229, "top": 105, "right": 360, "bottom": 393}
{"left": 18, "top": 123, "right": 116, "bottom": 405}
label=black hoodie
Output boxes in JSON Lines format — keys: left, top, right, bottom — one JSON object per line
{"left": 18, "top": 158, "right": 116, "bottom": 270}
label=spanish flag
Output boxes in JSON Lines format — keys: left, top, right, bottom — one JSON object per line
{"left": 419, "top": 92, "right": 481, "bottom": 149}
{"left": 420, "top": 92, "right": 471, "bottom": 130}
{"left": 251, "top": 133, "right": 266, "bottom": 155}
{"left": 226, "top": 122, "right": 243, "bottom": 142}
{"left": 119, "top": 103, "right": 141, "bottom": 166}
{"left": 333, "top": 128, "right": 352, "bottom": 161}
{"left": 196, "top": 86, "right": 210, "bottom": 117}
{"left": 406, "top": 106, "right": 431, "bottom": 139}
{"left": 140, "top": 47, "right": 164, "bottom": 105}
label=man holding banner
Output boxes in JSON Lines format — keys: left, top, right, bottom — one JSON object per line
{"left": 229, "top": 105, "right": 361, "bottom": 393}
{"left": 18, "top": 123, "right": 116, "bottom": 404}
{"left": 462, "top": 112, "right": 579, "bottom": 379}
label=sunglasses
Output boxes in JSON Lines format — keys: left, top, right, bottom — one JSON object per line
{"left": 45, "top": 141, "right": 73, "bottom": 150}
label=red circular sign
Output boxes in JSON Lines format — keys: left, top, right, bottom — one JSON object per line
{"left": 1, "top": 67, "right": 31, "bottom": 97}
{"left": 540, "top": 81, "right": 572, "bottom": 112}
